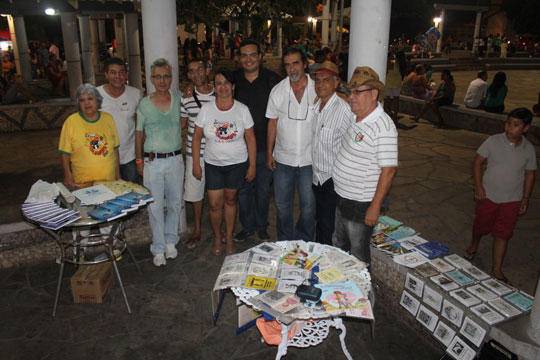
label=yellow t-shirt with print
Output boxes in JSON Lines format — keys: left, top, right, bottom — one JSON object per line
{"left": 58, "top": 111, "right": 119, "bottom": 184}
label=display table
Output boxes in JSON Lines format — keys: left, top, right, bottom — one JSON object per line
{"left": 22, "top": 197, "right": 144, "bottom": 317}
{"left": 226, "top": 241, "right": 374, "bottom": 360}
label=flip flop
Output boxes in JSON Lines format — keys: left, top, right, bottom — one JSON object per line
{"left": 463, "top": 249, "right": 476, "bottom": 261}
{"left": 492, "top": 274, "right": 512, "bottom": 286}
{"left": 186, "top": 234, "right": 201, "bottom": 249}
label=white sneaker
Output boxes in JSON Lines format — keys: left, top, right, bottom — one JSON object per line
{"left": 165, "top": 244, "right": 178, "bottom": 259}
{"left": 153, "top": 254, "right": 167, "bottom": 267}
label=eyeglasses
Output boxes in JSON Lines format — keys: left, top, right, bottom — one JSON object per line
{"left": 151, "top": 74, "right": 172, "bottom": 80}
{"left": 288, "top": 88, "right": 309, "bottom": 121}
{"left": 349, "top": 88, "right": 374, "bottom": 96}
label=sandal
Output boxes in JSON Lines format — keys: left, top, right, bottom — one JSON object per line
{"left": 492, "top": 273, "right": 512, "bottom": 286}
{"left": 225, "top": 239, "right": 236, "bottom": 255}
{"left": 186, "top": 234, "right": 201, "bottom": 249}
{"left": 212, "top": 238, "right": 223, "bottom": 256}
{"left": 463, "top": 249, "right": 476, "bottom": 261}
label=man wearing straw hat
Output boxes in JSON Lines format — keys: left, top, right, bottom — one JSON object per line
{"left": 332, "top": 66, "right": 398, "bottom": 264}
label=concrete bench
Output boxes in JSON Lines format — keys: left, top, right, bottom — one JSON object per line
{"left": 485, "top": 63, "right": 540, "bottom": 71}
{"left": 431, "top": 64, "right": 457, "bottom": 72}
{"left": 411, "top": 57, "right": 450, "bottom": 65}
{"left": 398, "top": 96, "right": 540, "bottom": 145}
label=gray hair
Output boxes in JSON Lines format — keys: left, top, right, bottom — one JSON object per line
{"left": 150, "top": 58, "right": 171, "bottom": 73}
{"left": 74, "top": 83, "right": 103, "bottom": 110}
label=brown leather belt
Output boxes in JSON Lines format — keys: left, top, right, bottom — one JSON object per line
{"left": 144, "top": 149, "right": 181, "bottom": 159}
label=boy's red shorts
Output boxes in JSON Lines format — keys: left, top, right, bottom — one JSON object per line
{"left": 473, "top": 198, "right": 521, "bottom": 240}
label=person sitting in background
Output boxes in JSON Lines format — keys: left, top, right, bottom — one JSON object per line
{"left": 532, "top": 92, "right": 540, "bottom": 117}
{"left": 384, "top": 54, "right": 402, "bottom": 123}
{"left": 410, "top": 64, "right": 431, "bottom": 100}
{"left": 308, "top": 50, "right": 327, "bottom": 75}
{"left": 464, "top": 71, "right": 488, "bottom": 109}
{"left": 485, "top": 72, "right": 508, "bottom": 114}
{"left": 59, "top": 84, "right": 120, "bottom": 188}
{"left": 411, "top": 70, "right": 456, "bottom": 127}
{"left": 46, "top": 53, "right": 66, "bottom": 96}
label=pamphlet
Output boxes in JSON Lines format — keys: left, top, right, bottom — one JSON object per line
{"left": 72, "top": 184, "right": 117, "bottom": 205}
{"left": 504, "top": 292, "right": 533, "bottom": 311}
{"left": 316, "top": 282, "right": 374, "bottom": 319}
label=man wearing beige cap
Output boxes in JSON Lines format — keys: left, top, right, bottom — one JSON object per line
{"left": 311, "top": 61, "right": 354, "bottom": 245}
{"left": 332, "top": 66, "right": 398, "bottom": 263}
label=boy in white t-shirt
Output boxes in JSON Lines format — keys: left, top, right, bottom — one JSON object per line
{"left": 464, "top": 108, "right": 537, "bottom": 284}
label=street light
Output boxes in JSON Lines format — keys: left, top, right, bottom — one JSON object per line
{"left": 45, "top": 8, "right": 56, "bottom": 15}
{"left": 433, "top": 17, "right": 441, "bottom": 28}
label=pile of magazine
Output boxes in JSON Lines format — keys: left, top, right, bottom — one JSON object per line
{"left": 87, "top": 191, "right": 153, "bottom": 221}
{"left": 22, "top": 201, "right": 81, "bottom": 230}
{"left": 213, "top": 241, "right": 373, "bottom": 323}
{"left": 371, "top": 216, "right": 449, "bottom": 264}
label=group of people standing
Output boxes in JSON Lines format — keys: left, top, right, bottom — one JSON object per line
{"left": 58, "top": 39, "right": 398, "bottom": 268}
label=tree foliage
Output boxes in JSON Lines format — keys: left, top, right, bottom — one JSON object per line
{"left": 177, "top": 0, "right": 317, "bottom": 41}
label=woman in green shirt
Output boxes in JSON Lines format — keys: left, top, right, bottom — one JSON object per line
{"left": 485, "top": 72, "right": 507, "bottom": 114}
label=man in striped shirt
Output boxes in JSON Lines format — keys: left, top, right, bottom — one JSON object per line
{"left": 332, "top": 66, "right": 398, "bottom": 264}
{"left": 180, "top": 58, "right": 215, "bottom": 249}
{"left": 312, "top": 61, "right": 355, "bottom": 245}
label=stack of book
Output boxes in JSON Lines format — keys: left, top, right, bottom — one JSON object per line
{"left": 87, "top": 191, "right": 153, "bottom": 221}
{"left": 22, "top": 201, "right": 81, "bottom": 230}
{"left": 413, "top": 240, "right": 450, "bottom": 259}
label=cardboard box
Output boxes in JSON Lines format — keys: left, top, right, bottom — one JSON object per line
{"left": 71, "top": 262, "right": 115, "bottom": 304}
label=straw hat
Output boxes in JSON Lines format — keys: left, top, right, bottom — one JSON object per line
{"left": 314, "top": 60, "right": 339, "bottom": 77}
{"left": 347, "top": 66, "right": 385, "bottom": 100}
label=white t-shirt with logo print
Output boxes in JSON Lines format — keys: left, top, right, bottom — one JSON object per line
{"left": 194, "top": 99, "right": 254, "bottom": 167}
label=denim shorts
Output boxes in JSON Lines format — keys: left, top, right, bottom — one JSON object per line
{"left": 205, "top": 161, "right": 248, "bottom": 191}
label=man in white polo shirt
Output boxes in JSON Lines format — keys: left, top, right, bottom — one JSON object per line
{"left": 311, "top": 61, "right": 354, "bottom": 245}
{"left": 332, "top": 66, "right": 398, "bottom": 263}
{"left": 97, "top": 57, "right": 142, "bottom": 183}
{"left": 266, "top": 47, "right": 317, "bottom": 241}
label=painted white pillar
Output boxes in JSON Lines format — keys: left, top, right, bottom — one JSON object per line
{"left": 61, "top": 12, "right": 83, "bottom": 98}
{"left": 9, "top": 16, "right": 32, "bottom": 82}
{"left": 472, "top": 10, "right": 482, "bottom": 53}
{"left": 436, "top": 9, "right": 445, "bottom": 53}
{"left": 312, "top": 20, "right": 317, "bottom": 37}
{"left": 348, "top": 0, "right": 391, "bottom": 84}
{"left": 527, "top": 276, "right": 540, "bottom": 344}
{"left": 124, "top": 12, "right": 142, "bottom": 91}
{"left": 98, "top": 19, "right": 107, "bottom": 44}
{"left": 141, "top": 0, "right": 179, "bottom": 93}
{"left": 330, "top": 0, "right": 338, "bottom": 50}
{"left": 277, "top": 20, "right": 283, "bottom": 57}
{"left": 321, "top": 0, "right": 330, "bottom": 48}
{"left": 89, "top": 19, "right": 100, "bottom": 72}
{"left": 338, "top": 0, "right": 344, "bottom": 52}
{"left": 114, "top": 18, "right": 125, "bottom": 60}
{"left": 78, "top": 15, "right": 95, "bottom": 85}
{"left": 267, "top": 20, "right": 271, "bottom": 49}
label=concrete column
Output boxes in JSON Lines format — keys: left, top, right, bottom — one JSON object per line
{"left": 8, "top": 16, "right": 32, "bottom": 82}
{"left": 330, "top": 0, "right": 338, "bottom": 50}
{"left": 348, "top": 0, "right": 391, "bottom": 84}
{"left": 61, "top": 12, "right": 83, "bottom": 98}
{"left": 78, "top": 16, "right": 95, "bottom": 84}
{"left": 124, "top": 12, "right": 142, "bottom": 91}
{"left": 267, "top": 20, "right": 271, "bottom": 48}
{"left": 89, "top": 19, "right": 100, "bottom": 72}
{"left": 527, "top": 276, "right": 540, "bottom": 344}
{"left": 98, "top": 19, "right": 107, "bottom": 44}
{"left": 472, "top": 10, "right": 482, "bottom": 53}
{"left": 436, "top": 9, "right": 445, "bottom": 53}
{"left": 141, "top": 0, "right": 179, "bottom": 93}
{"left": 276, "top": 20, "right": 283, "bottom": 57}
{"left": 114, "top": 18, "right": 125, "bottom": 60}
{"left": 312, "top": 19, "right": 317, "bottom": 37}
{"left": 321, "top": 0, "right": 330, "bottom": 48}
{"left": 338, "top": 0, "right": 344, "bottom": 52}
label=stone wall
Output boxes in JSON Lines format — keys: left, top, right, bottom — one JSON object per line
{"left": 0, "top": 102, "right": 77, "bottom": 132}
{"left": 399, "top": 96, "right": 540, "bottom": 145}
{"left": 0, "top": 209, "right": 152, "bottom": 268}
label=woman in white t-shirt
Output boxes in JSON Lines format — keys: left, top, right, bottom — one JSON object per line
{"left": 192, "top": 69, "right": 256, "bottom": 256}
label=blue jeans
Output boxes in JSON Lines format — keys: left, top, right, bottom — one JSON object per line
{"left": 332, "top": 195, "right": 374, "bottom": 264}
{"left": 237, "top": 152, "right": 273, "bottom": 232}
{"left": 143, "top": 155, "right": 184, "bottom": 255}
{"left": 313, "top": 178, "right": 337, "bottom": 246}
{"left": 273, "top": 162, "right": 315, "bottom": 241}
{"left": 120, "top": 159, "right": 140, "bottom": 184}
